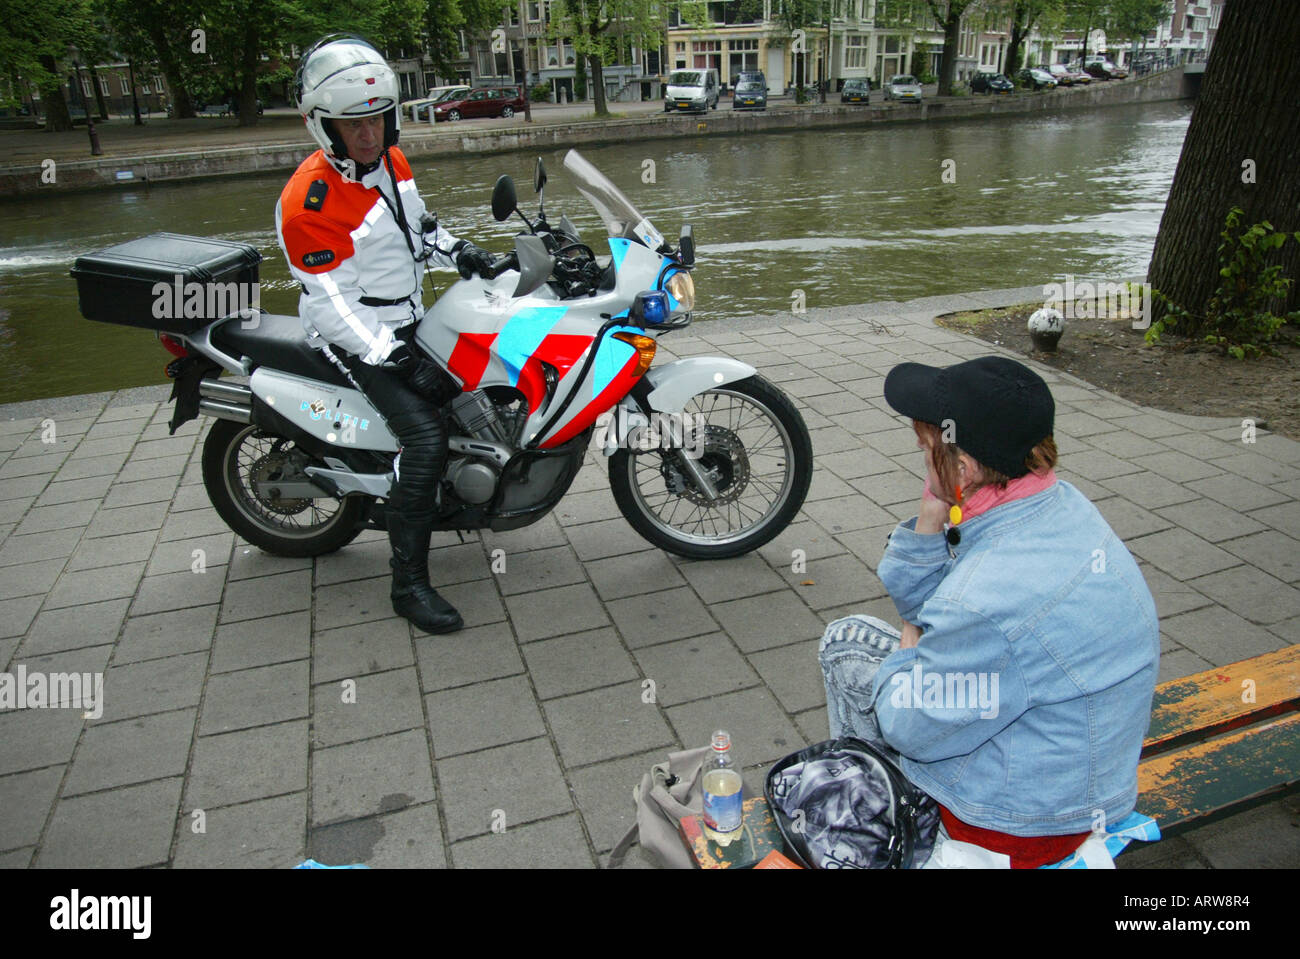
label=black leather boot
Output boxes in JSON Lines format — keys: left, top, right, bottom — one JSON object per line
{"left": 388, "top": 520, "right": 464, "bottom": 634}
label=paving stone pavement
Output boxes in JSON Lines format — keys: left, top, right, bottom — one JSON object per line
{"left": 1, "top": 289, "right": 1297, "bottom": 870}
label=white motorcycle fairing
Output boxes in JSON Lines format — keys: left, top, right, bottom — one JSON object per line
{"left": 414, "top": 238, "right": 675, "bottom": 451}
{"left": 248, "top": 367, "right": 399, "bottom": 452}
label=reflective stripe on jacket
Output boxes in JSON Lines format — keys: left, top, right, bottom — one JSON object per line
{"left": 275, "top": 147, "right": 461, "bottom": 364}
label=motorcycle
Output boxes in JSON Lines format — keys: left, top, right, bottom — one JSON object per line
{"left": 80, "top": 150, "right": 814, "bottom": 560}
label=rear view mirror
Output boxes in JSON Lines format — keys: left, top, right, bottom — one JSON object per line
{"left": 678, "top": 225, "right": 695, "bottom": 266}
{"left": 512, "top": 234, "right": 555, "bottom": 298}
{"left": 492, "top": 175, "right": 517, "bottom": 222}
{"left": 534, "top": 158, "right": 547, "bottom": 193}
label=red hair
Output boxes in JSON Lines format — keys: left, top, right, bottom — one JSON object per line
{"left": 912, "top": 420, "right": 1057, "bottom": 501}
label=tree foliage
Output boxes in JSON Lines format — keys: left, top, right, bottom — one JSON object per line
{"left": 1149, "top": 210, "right": 1300, "bottom": 358}
{"left": 924, "top": 0, "right": 982, "bottom": 96}
{"left": 1107, "top": 0, "right": 1168, "bottom": 42}
{"left": 548, "top": 0, "right": 677, "bottom": 116}
{"left": 984, "top": 0, "right": 1063, "bottom": 76}
{"left": 0, "top": 0, "right": 97, "bottom": 126}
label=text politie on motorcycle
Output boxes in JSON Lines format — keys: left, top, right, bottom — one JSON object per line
{"left": 274, "top": 34, "right": 495, "bottom": 636}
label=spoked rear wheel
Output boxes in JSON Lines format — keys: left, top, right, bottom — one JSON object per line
{"left": 201, "top": 419, "right": 366, "bottom": 557}
{"left": 608, "top": 375, "right": 812, "bottom": 559}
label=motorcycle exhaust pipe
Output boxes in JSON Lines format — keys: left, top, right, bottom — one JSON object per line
{"left": 198, "top": 398, "right": 252, "bottom": 424}
{"left": 198, "top": 378, "right": 253, "bottom": 423}
{"left": 199, "top": 378, "right": 252, "bottom": 403}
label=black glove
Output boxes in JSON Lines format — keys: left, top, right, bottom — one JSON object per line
{"left": 454, "top": 241, "right": 495, "bottom": 280}
{"left": 384, "top": 344, "right": 460, "bottom": 406}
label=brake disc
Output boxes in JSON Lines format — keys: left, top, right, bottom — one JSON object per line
{"left": 248, "top": 448, "right": 312, "bottom": 515}
{"left": 660, "top": 424, "right": 750, "bottom": 507}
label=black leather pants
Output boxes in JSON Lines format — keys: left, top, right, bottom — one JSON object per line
{"left": 331, "top": 350, "right": 448, "bottom": 525}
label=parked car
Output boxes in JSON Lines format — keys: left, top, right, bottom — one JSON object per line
{"left": 433, "top": 86, "right": 526, "bottom": 121}
{"left": 664, "top": 68, "right": 720, "bottom": 113}
{"left": 883, "top": 74, "right": 923, "bottom": 102}
{"left": 1047, "top": 64, "right": 1090, "bottom": 86}
{"left": 969, "top": 72, "right": 1014, "bottom": 95}
{"left": 1083, "top": 55, "right": 1126, "bottom": 74}
{"left": 733, "top": 70, "right": 767, "bottom": 93}
{"left": 840, "top": 78, "right": 871, "bottom": 103}
{"left": 732, "top": 79, "right": 767, "bottom": 110}
{"left": 1017, "top": 68, "right": 1058, "bottom": 91}
{"left": 408, "top": 86, "right": 471, "bottom": 122}
{"left": 1084, "top": 60, "right": 1128, "bottom": 80}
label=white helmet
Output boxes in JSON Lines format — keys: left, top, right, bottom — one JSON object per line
{"left": 295, "top": 35, "right": 401, "bottom": 175}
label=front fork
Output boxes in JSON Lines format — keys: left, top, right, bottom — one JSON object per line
{"left": 597, "top": 356, "right": 757, "bottom": 501}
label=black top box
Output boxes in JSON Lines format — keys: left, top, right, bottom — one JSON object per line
{"left": 72, "top": 232, "right": 262, "bottom": 336}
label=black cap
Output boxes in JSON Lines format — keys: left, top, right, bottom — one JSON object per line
{"left": 883, "top": 356, "right": 1054, "bottom": 478}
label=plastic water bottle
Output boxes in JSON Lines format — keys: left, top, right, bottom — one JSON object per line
{"left": 702, "top": 730, "right": 743, "bottom": 845}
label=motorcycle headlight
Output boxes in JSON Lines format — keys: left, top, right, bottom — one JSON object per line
{"left": 666, "top": 271, "right": 695, "bottom": 312}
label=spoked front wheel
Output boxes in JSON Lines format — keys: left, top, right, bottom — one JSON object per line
{"left": 201, "top": 419, "right": 367, "bottom": 557}
{"left": 608, "top": 375, "right": 813, "bottom": 559}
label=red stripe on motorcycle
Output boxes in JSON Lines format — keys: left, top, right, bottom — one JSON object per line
{"left": 532, "top": 332, "right": 596, "bottom": 375}
{"left": 517, "top": 357, "right": 548, "bottom": 415}
{"left": 540, "top": 352, "right": 642, "bottom": 449}
{"left": 448, "top": 331, "right": 497, "bottom": 390}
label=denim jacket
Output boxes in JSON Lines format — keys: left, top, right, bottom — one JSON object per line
{"left": 870, "top": 480, "right": 1159, "bottom": 836}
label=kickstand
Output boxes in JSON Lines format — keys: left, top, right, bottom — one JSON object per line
{"left": 455, "top": 530, "right": 466, "bottom": 544}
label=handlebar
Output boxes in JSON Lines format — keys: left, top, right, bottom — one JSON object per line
{"left": 481, "top": 252, "right": 519, "bottom": 280}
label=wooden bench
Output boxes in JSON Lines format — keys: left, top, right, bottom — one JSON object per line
{"left": 681, "top": 644, "right": 1300, "bottom": 868}
{"left": 1137, "top": 643, "right": 1300, "bottom": 833}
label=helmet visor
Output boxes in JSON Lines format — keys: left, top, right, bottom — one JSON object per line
{"left": 301, "top": 39, "right": 384, "bottom": 91}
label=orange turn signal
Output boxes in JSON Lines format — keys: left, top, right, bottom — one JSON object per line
{"left": 612, "top": 332, "right": 657, "bottom": 377}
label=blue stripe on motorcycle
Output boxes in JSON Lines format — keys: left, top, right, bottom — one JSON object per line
{"left": 592, "top": 325, "right": 638, "bottom": 396}
{"left": 496, "top": 305, "right": 567, "bottom": 386}
{"left": 609, "top": 237, "right": 632, "bottom": 272}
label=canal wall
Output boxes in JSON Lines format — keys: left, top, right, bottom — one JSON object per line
{"left": 1, "top": 67, "right": 1189, "bottom": 199}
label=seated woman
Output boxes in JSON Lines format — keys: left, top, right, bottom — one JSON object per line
{"left": 820, "top": 356, "right": 1159, "bottom": 868}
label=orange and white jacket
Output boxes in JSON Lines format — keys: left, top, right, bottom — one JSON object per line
{"left": 275, "top": 147, "right": 462, "bottom": 364}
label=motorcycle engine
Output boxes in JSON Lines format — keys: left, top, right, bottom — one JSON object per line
{"left": 446, "top": 458, "right": 499, "bottom": 504}
{"left": 445, "top": 390, "right": 525, "bottom": 505}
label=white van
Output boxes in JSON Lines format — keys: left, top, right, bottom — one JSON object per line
{"left": 664, "top": 69, "right": 720, "bottom": 113}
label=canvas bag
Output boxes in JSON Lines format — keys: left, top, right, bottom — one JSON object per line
{"left": 608, "top": 744, "right": 712, "bottom": 869}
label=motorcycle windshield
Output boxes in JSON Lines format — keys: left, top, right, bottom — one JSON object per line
{"left": 563, "top": 149, "right": 664, "bottom": 252}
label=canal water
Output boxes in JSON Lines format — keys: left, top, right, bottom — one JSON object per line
{"left": 0, "top": 99, "right": 1192, "bottom": 404}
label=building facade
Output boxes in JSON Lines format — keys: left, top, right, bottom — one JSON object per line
{"left": 15, "top": 64, "right": 170, "bottom": 122}
{"left": 663, "top": 0, "right": 995, "bottom": 94}
{"left": 452, "top": 0, "right": 656, "bottom": 104}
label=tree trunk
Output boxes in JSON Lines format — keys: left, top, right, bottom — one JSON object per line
{"left": 237, "top": 21, "right": 260, "bottom": 127}
{"left": 144, "top": 21, "right": 196, "bottom": 118}
{"left": 38, "top": 55, "right": 74, "bottom": 131}
{"left": 1006, "top": 22, "right": 1026, "bottom": 77}
{"left": 589, "top": 52, "right": 608, "bottom": 116}
{"left": 937, "top": 11, "right": 961, "bottom": 96}
{"left": 88, "top": 66, "right": 109, "bottom": 120}
{"left": 128, "top": 59, "right": 143, "bottom": 125}
{"left": 1146, "top": 0, "right": 1300, "bottom": 326}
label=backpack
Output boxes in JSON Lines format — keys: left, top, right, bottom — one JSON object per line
{"left": 608, "top": 745, "right": 712, "bottom": 869}
{"left": 764, "top": 737, "right": 940, "bottom": 869}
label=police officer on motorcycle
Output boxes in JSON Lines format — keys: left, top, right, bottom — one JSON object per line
{"left": 276, "top": 35, "right": 494, "bottom": 634}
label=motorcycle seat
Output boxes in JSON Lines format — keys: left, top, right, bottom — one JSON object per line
{"left": 210, "top": 313, "right": 354, "bottom": 389}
